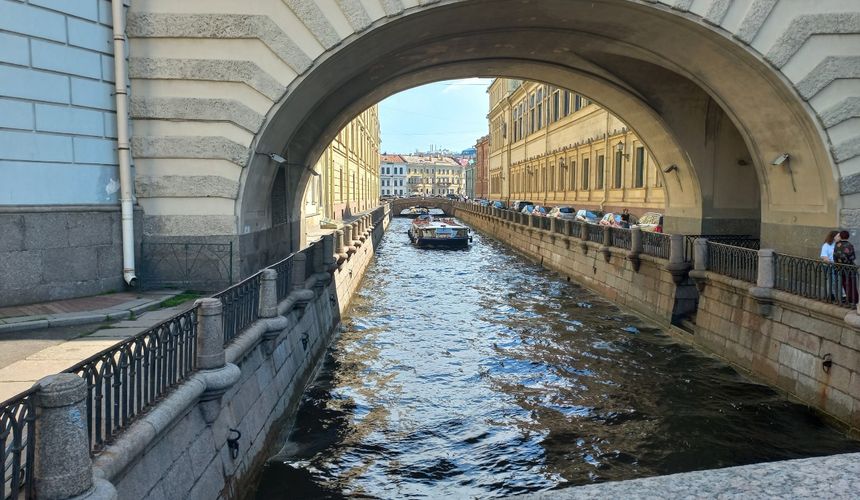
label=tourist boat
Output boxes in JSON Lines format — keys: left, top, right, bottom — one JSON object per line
{"left": 408, "top": 214, "right": 472, "bottom": 248}
{"left": 398, "top": 205, "right": 446, "bottom": 217}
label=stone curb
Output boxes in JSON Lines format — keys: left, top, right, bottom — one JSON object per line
{"left": 0, "top": 292, "right": 181, "bottom": 335}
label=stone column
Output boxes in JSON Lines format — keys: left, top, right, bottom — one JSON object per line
{"left": 313, "top": 241, "right": 324, "bottom": 274}
{"left": 34, "top": 373, "right": 96, "bottom": 500}
{"left": 600, "top": 225, "right": 611, "bottom": 261}
{"left": 342, "top": 225, "right": 354, "bottom": 253}
{"left": 291, "top": 252, "right": 307, "bottom": 291}
{"left": 627, "top": 226, "right": 643, "bottom": 271}
{"left": 579, "top": 222, "right": 589, "bottom": 252}
{"left": 751, "top": 249, "right": 776, "bottom": 316}
{"left": 196, "top": 298, "right": 225, "bottom": 370}
{"left": 323, "top": 233, "right": 336, "bottom": 271}
{"left": 356, "top": 220, "right": 367, "bottom": 243}
{"left": 258, "top": 269, "right": 277, "bottom": 318}
{"left": 665, "top": 234, "right": 691, "bottom": 284}
{"left": 335, "top": 229, "right": 348, "bottom": 261}
{"left": 195, "top": 298, "right": 241, "bottom": 423}
{"left": 693, "top": 238, "right": 708, "bottom": 272}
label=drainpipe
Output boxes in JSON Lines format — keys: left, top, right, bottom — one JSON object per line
{"left": 112, "top": 0, "right": 136, "bottom": 287}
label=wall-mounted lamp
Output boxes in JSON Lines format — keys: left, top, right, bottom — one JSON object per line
{"left": 663, "top": 164, "right": 679, "bottom": 173}
{"left": 257, "top": 152, "right": 320, "bottom": 176}
{"left": 771, "top": 153, "right": 790, "bottom": 166}
{"left": 267, "top": 153, "right": 287, "bottom": 164}
{"left": 615, "top": 142, "right": 629, "bottom": 159}
{"left": 560, "top": 158, "right": 567, "bottom": 169}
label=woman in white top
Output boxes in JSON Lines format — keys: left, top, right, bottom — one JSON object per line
{"left": 821, "top": 230, "right": 839, "bottom": 300}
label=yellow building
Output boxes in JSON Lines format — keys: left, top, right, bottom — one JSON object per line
{"left": 305, "top": 106, "right": 381, "bottom": 231}
{"left": 488, "top": 79, "right": 665, "bottom": 215}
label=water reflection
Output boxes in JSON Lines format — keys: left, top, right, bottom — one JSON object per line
{"left": 253, "top": 218, "right": 859, "bottom": 498}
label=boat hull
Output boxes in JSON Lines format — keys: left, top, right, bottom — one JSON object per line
{"left": 412, "top": 237, "right": 470, "bottom": 249}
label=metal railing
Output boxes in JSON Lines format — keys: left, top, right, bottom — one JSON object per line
{"left": 1, "top": 389, "right": 35, "bottom": 500}
{"left": 586, "top": 223, "right": 603, "bottom": 243}
{"left": 642, "top": 231, "right": 670, "bottom": 259}
{"left": 214, "top": 272, "right": 261, "bottom": 346}
{"left": 540, "top": 217, "right": 551, "bottom": 231}
{"left": 571, "top": 221, "right": 584, "bottom": 237}
{"left": 269, "top": 253, "right": 295, "bottom": 302}
{"left": 685, "top": 235, "right": 759, "bottom": 263}
{"left": 139, "top": 241, "right": 233, "bottom": 291}
{"left": 64, "top": 308, "right": 197, "bottom": 452}
{"left": 706, "top": 241, "right": 758, "bottom": 283}
{"left": 610, "top": 227, "right": 631, "bottom": 250}
{"left": 774, "top": 254, "right": 858, "bottom": 307}
{"left": 302, "top": 244, "right": 317, "bottom": 280}
{"left": 554, "top": 219, "right": 565, "bottom": 235}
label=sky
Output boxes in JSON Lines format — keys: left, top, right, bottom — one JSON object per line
{"left": 378, "top": 78, "right": 494, "bottom": 155}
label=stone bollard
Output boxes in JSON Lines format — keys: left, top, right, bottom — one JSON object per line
{"left": 313, "top": 240, "right": 325, "bottom": 274}
{"left": 34, "top": 373, "right": 117, "bottom": 500}
{"left": 693, "top": 238, "right": 708, "bottom": 272}
{"left": 600, "top": 225, "right": 611, "bottom": 261}
{"left": 335, "top": 229, "right": 348, "bottom": 262}
{"left": 195, "top": 298, "right": 241, "bottom": 423}
{"left": 627, "top": 226, "right": 643, "bottom": 271}
{"left": 750, "top": 248, "right": 776, "bottom": 316}
{"left": 665, "top": 234, "right": 692, "bottom": 284}
{"left": 258, "top": 269, "right": 278, "bottom": 319}
{"left": 196, "top": 298, "right": 225, "bottom": 370}
{"left": 355, "top": 220, "right": 366, "bottom": 243}
{"left": 579, "top": 222, "right": 589, "bottom": 252}
{"left": 323, "top": 233, "right": 337, "bottom": 271}
{"left": 342, "top": 225, "right": 355, "bottom": 254}
{"left": 291, "top": 252, "right": 308, "bottom": 291}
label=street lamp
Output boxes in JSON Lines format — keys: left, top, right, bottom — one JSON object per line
{"left": 615, "top": 142, "right": 629, "bottom": 160}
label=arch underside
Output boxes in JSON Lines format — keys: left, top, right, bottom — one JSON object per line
{"left": 243, "top": 0, "right": 839, "bottom": 257}
{"left": 127, "top": 0, "right": 851, "bottom": 271}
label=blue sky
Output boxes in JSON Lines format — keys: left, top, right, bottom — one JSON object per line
{"left": 378, "top": 78, "right": 493, "bottom": 154}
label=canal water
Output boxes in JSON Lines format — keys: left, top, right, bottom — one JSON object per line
{"left": 253, "top": 217, "right": 859, "bottom": 498}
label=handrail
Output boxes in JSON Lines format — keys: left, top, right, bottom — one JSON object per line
{"left": 609, "top": 227, "right": 631, "bottom": 250}
{"left": 706, "top": 241, "right": 758, "bottom": 283}
{"left": 774, "top": 253, "right": 857, "bottom": 308}
{"left": 1, "top": 388, "right": 36, "bottom": 500}
{"left": 642, "top": 232, "right": 670, "bottom": 258}
{"left": 63, "top": 308, "right": 197, "bottom": 452}
{"left": 213, "top": 271, "right": 262, "bottom": 346}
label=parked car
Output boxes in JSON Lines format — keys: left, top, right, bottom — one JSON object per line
{"left": 633, "top": 212, "right": 663, "bottom": 232}
{"left": 492, "top": 200, "right": 506, "bottom": 210}
{"left": 531, "top": 205, "right": 548, "bottom": 216}
{"left": 547, "top": 206, "right": 576, "bottom": 219}
{"left": 599, "top": 213, "right": 624, "bottom": 227}
{"left": 511, "top": 200, "right": 534, "bottom": 212}
{"left": 575, "top": 209, "right": 602, "bottom": 224}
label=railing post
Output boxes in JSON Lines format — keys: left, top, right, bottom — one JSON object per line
{"left": 665, "top": 234, "right": 691, "bottom": 284}
{"left": 291, "top": 252, "right": 307, "bottom": 291}
{"left": 751, "top": 249, "right": 776, "bottom": 316}
{"left": 195, "top": 298, "right": 240, "bottom": 423}
{"left": 627, "top": 226, "right": 642, "bottom": 271}
{"left": 600, "top": 226, "right": 611, "bottom": 261}
{"left": 323, "top": 233, "right": 336, "bottom": 271}
{"left": 688, "top": 238, "right": 709, "bottom": 290}
{"left": 34, "top": 373, "right": 117, "bottom": 499}
{"left": 313, "top": 240, "right": 325, "bottom": 274}
{"left": 579, "top": 222, "right": 589, "bottom": 252}
{"left": 342, "top": 225, "right": 355, "bottom": 254}
{"left": 335, "top": 229, "right": 347, "bottom": 262}
{"left": 258, "top": 269, "right": 277, "bottom": 318}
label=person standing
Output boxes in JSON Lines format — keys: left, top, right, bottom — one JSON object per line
{"left": 833, "top": 230, "right": 858, "bottom": 304}
{"left": 820, "top": 230, "right": 839, "bottom": 300}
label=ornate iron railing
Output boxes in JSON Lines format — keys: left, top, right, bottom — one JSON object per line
{"left": 64, "top": 308, "right": 197, "bottom": 452}
{"left": 642, "top": 231, "right": 670, "bottom": 259}
{"left": 554, "top": 219, "right": 565, "bottom": 234}
{"left": 302, "top": 244, "right": 317, "bottom": 280}
{"left": 1, "top": 389, "right": 35, "bottom": 500}
{"left": 706, "top": 241, "right": 758, "bottom": 283}
{"left": 571, "top": 221, "right": 584, "bottom": 238}
{"left": 269, "top": 253, "right": 295, "bottom": 302}
{"left": 540, "top": 217, "right": 551, "bottom": 231}
{"left": 214, "top": 272, "right": 261, "bottom": 346}
{"left": 586, "top": 224, "right": 603, "bottom": 243}
{"left": 774, "top": 254, "right": 858, "bottom": 307}
{"left": 139, "top": 241, "right": 233, "bottom": 291}
{"left": 610, "top": 227, "right": 631, "bottom": 250}
{"left": 684, "top": 235, "right": 759, "bottom": 263}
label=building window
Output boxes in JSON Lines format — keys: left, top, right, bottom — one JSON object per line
{"left": 574, "top": 94, "right": 582, "bottom": 112}
{"left": 529, "top": 93, "right": 536, "bottom": 134}
{"left": 614, "top": 150, "right": 623, "bottom": 188}
{"left": 552, "top": 90, "right": 559, "bottom": 123}
{"left": 569, "top": 160, "right": 576, "bottom": 191}
{"left": 596, "top": 155, "right": 605, "bottom": 190}
{"left": 563, "top": 91, "right": 570, "bottom": 116}
{"left": 581, "top": 157, "right": 590, "bottom": 190}
{"left": 635, "top": 147, "right": 645, "bottom": 188}
{"left": 536, "top": 88, "right": 543, "bottom": 130}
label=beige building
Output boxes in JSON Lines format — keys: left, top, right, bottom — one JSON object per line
{"left": 305, "top": 106, "right": 381, "bottom": 230}
{"left": 404, "top": 155, "right": 464, "bottom": 196}
{"left": 488, "top": 79, "right": 665, "bottom": 215}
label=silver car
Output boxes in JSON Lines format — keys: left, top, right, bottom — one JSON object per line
{"left": 547, "top": 206, "right": 576, "bottom": 219}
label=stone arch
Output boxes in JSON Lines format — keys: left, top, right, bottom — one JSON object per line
{"left": 128, "top": 0, "right": 854, "bottom": 270}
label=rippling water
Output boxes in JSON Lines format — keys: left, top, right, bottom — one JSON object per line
{"left": 253, "top": 217, "right": 860, "bottom": 498}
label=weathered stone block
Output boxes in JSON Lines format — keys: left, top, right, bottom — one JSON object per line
{"left": 785, "top": 327, "right": 822, "bottom": 355}
{"left": 0, "top": 250, "right": 42, "bottom": 289}
{"left": 68, "top": 212, "right": 114, "bottom": 246}
{"left": 162, "top": 452, "right": 195, "bottom": 500}
{"left": 820, "top": 339, "right": 860, "bottom": 373}
{"left": 778, "top": 344, "right": 818, "bottom": 379}
{"left": 23, "top": 212, "right": 69, "bottom": 249}
{"left": 42, "top": 246, "right": 99, "bottom": 283}
{"left": 0, "top": 214, "right": 24, "bottom": 252}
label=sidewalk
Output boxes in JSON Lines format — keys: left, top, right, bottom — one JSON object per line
{"left": 0, "top": 290, "right": 188, "bottom": 401}
{"left": 0, "top": 290, "right": 181, "bottom": 333}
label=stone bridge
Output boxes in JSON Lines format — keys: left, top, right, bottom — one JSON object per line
{"left": 389, "top": 197, "right": 454, "bottom": 215}
{"left": 126, "top": 0, "right": 860, "bottom": 269}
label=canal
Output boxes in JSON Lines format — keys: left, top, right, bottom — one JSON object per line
{"left": 253, "top": 217, "right": 860, "bottom": 498}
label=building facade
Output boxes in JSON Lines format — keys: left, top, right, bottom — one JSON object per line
{"left": 487, "top": 79, "right": 665, "bottom": 215}
{"left": 380, "top": 154, "right": 407, "bottom": 197}
{"left": 474, "top": 135, "right": 489, "bottom": 199}
{"left": 304, "top": 106, "right": 381, "bottom": 230}
{"left": 403, "top": 155, "right": 464, "bottom": 196}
